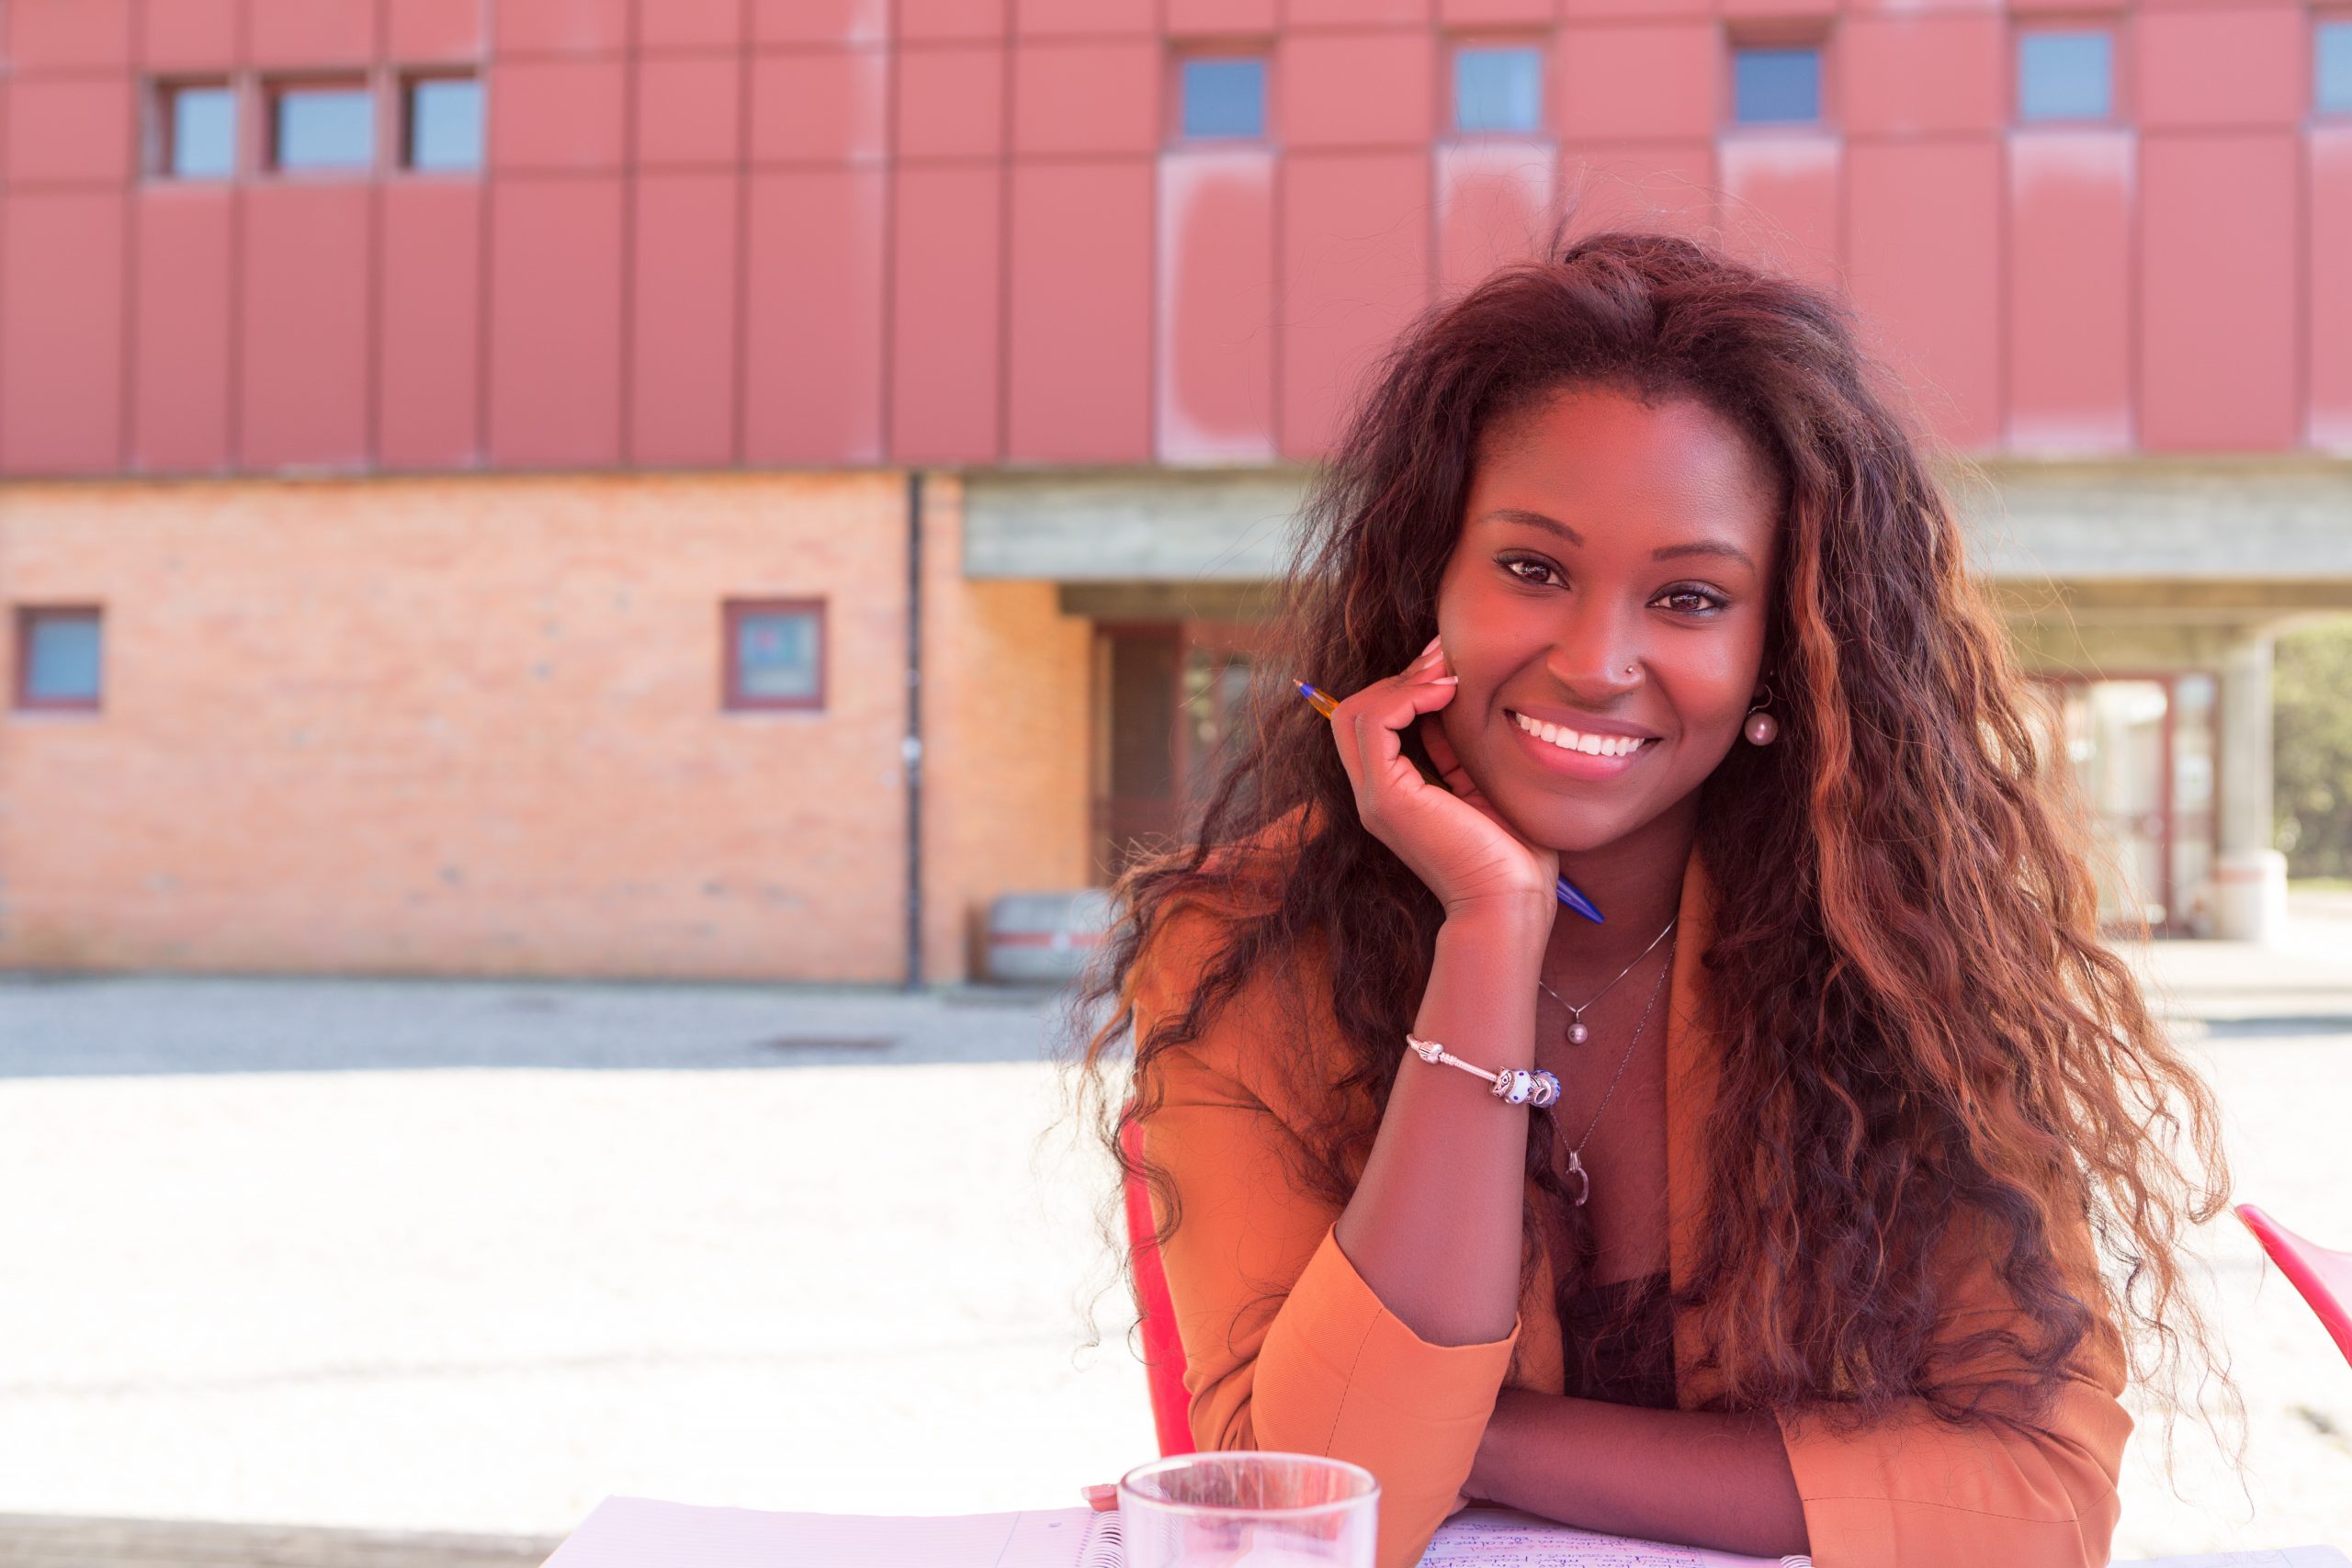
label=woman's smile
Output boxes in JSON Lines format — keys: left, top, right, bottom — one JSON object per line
{"left": 1504, "top": 707, "right": 1663, "bottom": 779}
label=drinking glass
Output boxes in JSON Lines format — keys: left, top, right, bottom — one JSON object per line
{"left": 1118, "top": 1450, "right": 1379, "bottom": 1568}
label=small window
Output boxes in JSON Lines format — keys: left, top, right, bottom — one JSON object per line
{"left": 1179, "top": 58, "right": 1266, "bottom": 141}
{"left": 2319, "top": 20, "right": 2352, "bottom": 116}
{"left": 1453, "top": 45, "right": 1543, "bottom": 134}
{"left": 272, "top": 83, "right": 375, "bottom": 172}
{"left": 406, "top": 75, "right": 484, "bottom": 171}
{"left": 161, "top": 83, "right": 236, "bottom": 178}
{"left": 16, "top": 607, "right": 103, "bottom": 712}
{"left": 725, "top": 600, "right": 823, "bottom": 712}
{"left": 1733, "top": 46, "right": 1822, "bottom": 125}
{"left": 2018, "top": 30, "right": 2112, "bottom": 122}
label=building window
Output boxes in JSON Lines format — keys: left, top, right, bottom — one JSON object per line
{"left": 160, "top": 82, "right": 236, "bottom": 178}
{"left": 1178, "top": 57, "right": 1266, "bottom": 141}
{"left": 16, "top": 607, "right": 103, "bottom": 712}
{"left": 406, "top": 74, "right": 484, "bottom": 171}
{"left": 271, "top": 82, "right": 375, "bottom": 172}
{"left": 724, "top": 600, "right": 824, "bottom": 712}
{"left": 1453, "top": 44, "right": 1544, "bottom": 134}
{"left": 1732, "top": 45, "right": 1822, "bottom": 125}
{"left": 2018, "top": 30, "right": 2113, "bottom": 122}
{"left": 2319, "top": 20, "right": 2352, "bottom": 115}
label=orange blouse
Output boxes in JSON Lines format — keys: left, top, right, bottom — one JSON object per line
{"left": 1128, "top": 850, "right": 2132, "bottom": 1568}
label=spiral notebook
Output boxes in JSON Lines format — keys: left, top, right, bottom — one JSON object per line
{"left": 538, "top": 1496, "right": 1804, "bottom": 1566}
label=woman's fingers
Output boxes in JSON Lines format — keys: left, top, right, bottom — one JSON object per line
{"left": 1329, "top": 664, "right": 1455, "bottom": 794}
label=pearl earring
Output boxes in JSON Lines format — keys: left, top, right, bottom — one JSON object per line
{"left": 1744, "top": 684, "right": 1779, "bottom": 746}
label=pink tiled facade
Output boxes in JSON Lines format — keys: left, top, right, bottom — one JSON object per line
{"left": 2, "top": 0, "right": 2346, "bottom": 477}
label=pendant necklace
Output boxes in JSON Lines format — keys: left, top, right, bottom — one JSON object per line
{"left": 1554, "top": 940, "right": 1674, "bottom": 1208}
{"left": 1537, "top": 916, "right": 1678, "bottom": 1044}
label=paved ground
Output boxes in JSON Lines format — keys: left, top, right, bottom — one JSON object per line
{"left": 0, "top": 901, "right": 2346, "bottom": 1562}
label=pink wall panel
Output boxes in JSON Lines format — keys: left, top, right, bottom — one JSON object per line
{"left": 491, "top": 60, "right": 628, "bottom": 171}
{"left": 1286, "top": 0, "right": 1428, "bottom": 25}
{"left": 6, "top": 79, "right": 135, "bottom": 185}
{"left": 1562, "top": 0, "right": 1708, "bottom": 15}
{"left": 629, "top": 174, "right": 740, "bottom": 468}
{"left": 494, "top": 0, "right": 628, "bottom": 54}
{"left": 743, "top": 168, "right": 887, "bottom": 465}
{"left": 378, "top": 180, "right": 483, "bottom": 470}
{"left": 1167, "top": 0, "right": 1280, "bottom": 32}
{"left": 1005, "top": 159, "right": 1153, "bottom": 463}
{"left": 387, "top": 0, "right": 484, "bottom": 61}
{"left": 1441, "top": 0, "right": 1552, "bottom": 22}
{"left": 890, "top": 164, "right": 1004, "bottom": 463}
{"left": 488, "top": 178, "right": 624, "bottom": 468}
{"left": 1846, "top": 141, "right": 2002, "bottom": 450}
{"left": 130, "top": 188, "right": 234, "bottom": 473}
{"left": 6, "top": 0, "right": 132, "bottom": 69}
{"left": 1158, "top": 148, "right": 1275, "bottom": 464}
{"left": 1281, "top": 152, "right": 1431, "bottom": 460}
{"left": 2139, "top": 131, "right": 2299, "bottom": 451}
{"left": 1283, "top": 32, "right": 1435, "bottom": 150}
{"left": 751, "top": 50, "right": 889, "bottom": 164}
{"left": 247, "top": 0, "right": 377, "bottom": 69}
{"left": 754, "top": 0, "right": 892, "bottom": 45}
{"left": 1560, "top": 141, "right": 1716, "bottom": 238}
{"left": 1557, "top": 24, "right": 1718, "bottom": 142}
{"left": 240, "top": 184, "right": 372, "bottom": 470}
{"left": 638, "top": 0, "right": 741, "bottom": 50}
{"left": 2135, "top": 6, "right": 2301, "bottom": 130}
{"left": 900, "top": 0, "right": 1007, "bottom": 40}
{"left": 1436, "top": 141, "right": 1555, "bottom": 299}
{"left": 898, "top": 45, "right": 1005, "bottom": 160}
{"left": 1012, "top": 42, "right": 1159, "bottom": 157}
{"left": 1014, "top": 0, "right": 1155, "bottom": 36}
{"left": 1841, "top": 14, "right": 2004, "bottom": 137}
{"left": 0, "top": 192, "right": 125, "bottom": 475}
{"left": 1718, "top": 136, "right": 1843, "bottom": 290}
{"left": 2007, "top": 130, "right": 2134, "bottom": 452}
{"left": 636, "top": 56, "right": 741, "bottom": 167}
{"left": 141, "top": 0, "right": 239, "bottom": 72}
{"left": 2312, "top": 129, "right": 2352, "bottom": 451}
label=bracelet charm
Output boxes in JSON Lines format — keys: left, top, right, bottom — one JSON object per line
{"left": 1404, "top": 1034, "right": 1560, "bottom": 1110}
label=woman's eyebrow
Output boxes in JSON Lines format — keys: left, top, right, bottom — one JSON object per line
{"left": 1482, "top": 508, "right": 1755, "bottom": 571}
{"left": 1653, "top": 540, "right": 1756, "bottom": 570}
{"left": 1479, "top": 507, "right": 1582, "bottom": 545}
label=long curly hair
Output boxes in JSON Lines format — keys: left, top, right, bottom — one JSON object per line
{"left": 1068, "top": 230, "right": 2230, "bottom": 1435}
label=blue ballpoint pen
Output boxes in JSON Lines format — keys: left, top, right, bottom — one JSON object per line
{"left": 1296, "top": 679, "right": 1606, "bottom": 925}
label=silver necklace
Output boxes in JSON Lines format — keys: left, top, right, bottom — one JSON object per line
{"left": 1537, "top": 917, "right": 1678, "bottom": 1043}
{"left": 1555, "top": 941, "right": 1672, "bottom": 1209}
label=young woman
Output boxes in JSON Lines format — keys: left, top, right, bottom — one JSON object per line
{"left": 1076, "top": 231, "right": 2227, "bottom": 1568}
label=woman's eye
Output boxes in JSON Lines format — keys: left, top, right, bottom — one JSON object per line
{"left": 1654, "top": 585, "right": 1727, "bottom": 615}
{"left": 1500, "top": 557, "right": 1560, "bottom": 588}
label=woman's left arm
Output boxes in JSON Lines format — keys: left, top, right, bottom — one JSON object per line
{"left": 1466, "top": 1392, "right": 1808, "bottom": 1558}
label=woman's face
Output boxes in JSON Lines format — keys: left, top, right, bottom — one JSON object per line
{"left": 1431, "top": 385, "right": 1781, "bottom": 855}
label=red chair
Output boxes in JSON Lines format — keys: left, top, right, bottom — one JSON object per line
{"left": 1120, "top": 1119, "right": 1197, "bottom": 1456}
{"left": 2235, "top": 1204, "right": 2352, "bottom": 1366}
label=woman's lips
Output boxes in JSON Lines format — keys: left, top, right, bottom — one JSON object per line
{"left": 1505, "top": 709, "right": 1659, "bottom": 781}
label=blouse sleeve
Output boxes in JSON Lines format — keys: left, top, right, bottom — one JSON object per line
{"left": 1133, "top": 902, "right": 1520, "bottom": 1568}
{"left": 1772, "top": 1210, "right": 2135, "bottom": 1568}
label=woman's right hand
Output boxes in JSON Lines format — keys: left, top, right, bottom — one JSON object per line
{"left": 1324, "top": 636, "right": 1561, "bottom": 930}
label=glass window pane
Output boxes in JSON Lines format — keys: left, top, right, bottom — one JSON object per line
{"left": 736, "top": 611, "right": 820, "bottom": 702}
{"left": 1180, "top": 58, "right": 1266, "bottom": 140}
{"left": 2018, "top": 31, "right": 2112, "bottom": 122}
{"left": 25, "top": 615, "right": 102, "bottom": 705}
{"left": 2320, "top": 21, "right": 2352, "bottom": 115}
{"left": 1455, "top": 46, "right": 1543, "bottom": 134}
{"left": 275, "top": 86, "right": 375, "bottom": 171}
{"left": 410, "top": 78, "right": 484, "bottom": 171}
{"left": 1732, "top": 47, "right": 1821, "bottom": 125}
{"left": 170, "top": 86, "right": 236, "bottom": 178}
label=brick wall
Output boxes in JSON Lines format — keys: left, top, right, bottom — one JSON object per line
{"left": 0, "top": 470, "right": 1091, "bottom": 981}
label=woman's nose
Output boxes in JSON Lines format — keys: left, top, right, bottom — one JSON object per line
{"left": 1544, "top": 614, "right": 1643, "bottom": 700}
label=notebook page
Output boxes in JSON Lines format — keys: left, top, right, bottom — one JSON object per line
{"left": 539, "top": 1496, "right": 1119, "bottom": 1568}
{"left": 1421, "top": 1509, "right": 1809, "bottom": 1568}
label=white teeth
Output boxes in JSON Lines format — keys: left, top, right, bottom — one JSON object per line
{"left": 1512, "top": 712, "right": 1647, "bottom": 758}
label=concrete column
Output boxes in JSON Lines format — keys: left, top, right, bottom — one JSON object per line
{"left": 2216, "top": 634, "right": 2290, "bottom": 942}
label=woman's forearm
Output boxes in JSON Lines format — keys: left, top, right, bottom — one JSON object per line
{"left": 1470, "top": 1388, "right": 1809, "bottom": 1557}
{"left": 1332, "top": 906, "right": 1549, "bottom": 1348}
